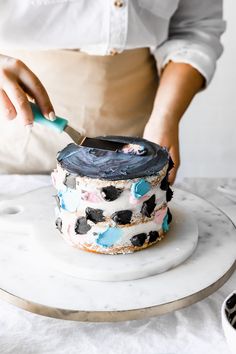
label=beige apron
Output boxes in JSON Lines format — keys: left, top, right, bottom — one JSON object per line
{"left": 0, "top": 48, "right": 158, "bottom": 173}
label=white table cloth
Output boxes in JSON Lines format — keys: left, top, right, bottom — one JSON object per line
{"left": 0, "top": 175, "right": 235, "bottom": 354}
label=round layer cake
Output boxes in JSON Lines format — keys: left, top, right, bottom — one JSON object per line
{"left": 51, "top": 136, "right": 174, "bottom": 255}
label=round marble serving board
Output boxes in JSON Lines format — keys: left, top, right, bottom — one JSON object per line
{"left": 0, "top": 187, "right": 235, "bottom": 322}
{"left": 32, "top": 204, "right": 198, "bottom": 281}
{"left": 4, "top": 187, "right": 197, "bottom": 281}
{"left": 0, "top": 186, "right": 199, "bottom": 281}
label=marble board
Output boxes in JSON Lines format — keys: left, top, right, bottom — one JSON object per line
{"left": 27, "top": 189, "right": 198, "bottom": 281}
{"left": 0, "top": 187, "right": 235, "bottom": 322}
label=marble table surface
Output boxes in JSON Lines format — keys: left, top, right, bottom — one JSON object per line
{"left": 0, "top": 175, "right": 236, "bottom": 354}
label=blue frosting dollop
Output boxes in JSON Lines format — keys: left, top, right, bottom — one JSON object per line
{"left": 162, "top": 213, "right": 169, "bottom": 233}
{"left": 96, "top": 227, "right": 123, "bottom": 248}
{"left": 131, "top": 179, "right": 151, "bottom": 199}
{"left": 58, "top": 188, "right": 80, "bottom": 212}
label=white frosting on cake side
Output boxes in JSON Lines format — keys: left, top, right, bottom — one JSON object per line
{"left": 52, "top": 160, "right": 173, "bottom": 255}
{"left": 56, "top": 206, "right": 168, "bottom": 254}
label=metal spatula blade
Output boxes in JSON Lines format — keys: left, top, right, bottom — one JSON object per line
{"left": 64, "top": 125, "right": 125, "bottom": 151}
{"left": 30, "top": 102, "right": 125, "bottom": 151}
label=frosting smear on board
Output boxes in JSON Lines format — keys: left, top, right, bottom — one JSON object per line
{"left": 57, "top": 136, "right": 169, "bottom": 180}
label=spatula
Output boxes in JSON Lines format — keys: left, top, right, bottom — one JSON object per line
{"left": 30, "top": 102, "right": 126, "bottom": 151}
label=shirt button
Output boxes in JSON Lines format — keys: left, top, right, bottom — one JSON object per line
{"left": 110, "top": 49, "right": 118, "bottom": 56}
{"left": 114, "top": 1, "right": 124, "bottom": 8}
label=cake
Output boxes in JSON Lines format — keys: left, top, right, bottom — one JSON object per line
{"left": 51, "top": 136, "right": 174, "bottom": 254}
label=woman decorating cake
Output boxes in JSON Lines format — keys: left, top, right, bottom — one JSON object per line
{"left": 0, "top": 0, "right": 225, "bottom": 184}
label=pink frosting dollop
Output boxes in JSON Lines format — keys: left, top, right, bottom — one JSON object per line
{"left": 154, "top": 207, "right": 167, "bottom": 224}
{"left": 81, "top": 190, "right": 103, "bottom": 203}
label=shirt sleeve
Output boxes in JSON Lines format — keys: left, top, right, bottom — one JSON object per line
{"left": 152, "top": 0, "right": 226, "bottom": 86}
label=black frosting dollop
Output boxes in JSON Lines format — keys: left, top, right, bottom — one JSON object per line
{"left": 57, "top": 136, "right": 169, "bottom": 180}
{"left": 166, "top": 187, "right": 173, "bottom": 202}
{"left": 85, "top": 207, "right": 105, "bottom": 223}
{"left": 101, "top": 186, "right": 123, "bottom": 201}
{"left": 167, "top": 208, "right": 172, "bottom": 224}
{"left": 141, "top": 195, "right": 156, "bottom": 217}
{"left": 75, "top": 217, "right": 91, "bottom": 234}
{"left": 111, "top": 210, "right": 133, "bottom": 225}
{"left": 63, "top": 173, "right": 76, "bottom": 189}
{"left": 130, "top": 233, "right": 147, "bottom": 247}
{"left": 160, "top": 175, "right": 169, "bottom": 191}
{"left": 148, "top": 231, "right": 159, "bottom": 243}
{"left": 55, "top": 217, "right": 63, "bottom": 233}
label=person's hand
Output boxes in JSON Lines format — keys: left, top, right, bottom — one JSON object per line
{"left": 143, "top": 118, "right": 180, "bottom": 185}
{"left": 0, "top": 54, "right": 55, "bottom": 126}
{"left": 143, "top": 62, "right": 204, "bottom": 184}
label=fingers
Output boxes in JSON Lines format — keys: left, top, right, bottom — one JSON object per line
{"left": 0, "top": 89, "right": 16, "bottom": 120}
{"left": 0, "top": 56, "right": 55, "bottom": 126}
{"left": 168, "top": 144, "right": 180, "bottom": 185}
{"left": 3, "top": 79, "right": 34, "bottom": 125}
{"left": 18, "top": 63, "right": 55, "bottom": 121}
{"left": 142, "top": 122, "right": 180, "bottom": 185}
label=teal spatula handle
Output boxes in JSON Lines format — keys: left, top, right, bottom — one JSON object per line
{"left": 30, "top": 102, "right": 68, "bottom": 133}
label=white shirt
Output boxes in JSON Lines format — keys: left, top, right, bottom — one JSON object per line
{"left": 0, "top": 0, "right": 226, "bottom": 84}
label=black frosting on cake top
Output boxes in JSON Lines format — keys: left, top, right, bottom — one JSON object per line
{"left": 57, "top": 136, "right": 169, "bottom": 180}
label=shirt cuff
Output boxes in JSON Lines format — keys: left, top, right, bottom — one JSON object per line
{"left": 152, "top": 39, "right": 221, "bottom": 86}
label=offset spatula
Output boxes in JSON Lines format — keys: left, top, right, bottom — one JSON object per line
{"left": 30, "top": 102, "right": 125, "bottom": 151}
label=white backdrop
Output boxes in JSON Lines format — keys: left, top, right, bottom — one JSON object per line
{"left": 178, "top": 0, "right": 236, "bottom": 179}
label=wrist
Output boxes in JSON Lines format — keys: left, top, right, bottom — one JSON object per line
{"left": 147, "top": 111, "right": 179, "bottom": 134}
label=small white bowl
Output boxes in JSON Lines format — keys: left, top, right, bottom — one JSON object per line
{"left": 222, "top": 291, "right": 236, "bottom": 353}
